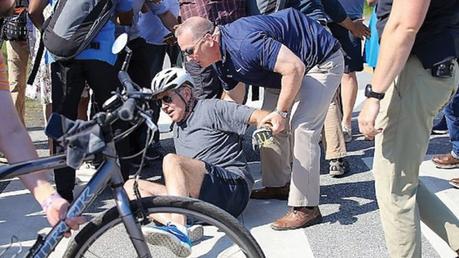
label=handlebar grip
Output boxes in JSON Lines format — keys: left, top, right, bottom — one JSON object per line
{"left": 118, "top": 71, "right": 135, "bottom": 92}
{"left": 119, "top": 98, "right": 136, "bottom": 121}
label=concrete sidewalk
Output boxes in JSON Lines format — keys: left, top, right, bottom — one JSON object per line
{"left": 1, "top": 69, "right": 459, "bottom": 257}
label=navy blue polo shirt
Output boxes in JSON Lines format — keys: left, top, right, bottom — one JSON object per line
{"left": 213, "top": 8, "right": 339, "bottom": 90}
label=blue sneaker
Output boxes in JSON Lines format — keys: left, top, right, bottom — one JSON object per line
{"left": 142, "top": 223, "right": 192, "bottom": 257}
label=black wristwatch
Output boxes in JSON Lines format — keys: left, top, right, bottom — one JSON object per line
{"left": 365, "top": 84, "right": 385, "bottom": 100}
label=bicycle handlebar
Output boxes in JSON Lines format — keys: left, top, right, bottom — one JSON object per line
{"left": 119, "top": 98, "right": 136, "bottom": 121}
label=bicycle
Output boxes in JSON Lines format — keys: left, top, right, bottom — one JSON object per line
{"left": 0, "top": 34, "right": 265, "bottom": 258}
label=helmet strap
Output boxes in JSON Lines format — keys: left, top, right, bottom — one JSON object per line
{"left": 174, "top": 89, "right": 196, "bottom": 121}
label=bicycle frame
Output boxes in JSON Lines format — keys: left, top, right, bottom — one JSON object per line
{"left": 0, "top": 142, "right": 152, "bottom": 258}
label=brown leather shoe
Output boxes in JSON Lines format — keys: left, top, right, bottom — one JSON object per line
{"left": 250, "top": 184, "right": 289, "bottom": 200}
{"left": 450, "top": 178, "right": 459, "bottom": 188}
{"left": 432, "top": 153, "right": 459, "bottom": 169}
{"left": 271, "top": 206, "right": 322, "bottom": 230}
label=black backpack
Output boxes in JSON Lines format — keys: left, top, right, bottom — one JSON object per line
{"left": 28, "top": 0, "right": 117, "bottom": 85}
{"left": 43, "top": 0, "right": 117, "bottom": 61}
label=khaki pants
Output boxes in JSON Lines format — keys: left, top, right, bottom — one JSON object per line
{"left": 6, "top": 40, "right": 29, "bottom": 124}
{"left": 374, "top": 56, "right": 459, "bottom": 257}
{"left": 322, "top": 89, "right": 347, "bottom": 160}
{"left": 288, "top": 51, "right": 343, "bottom": 206}
{"left": 259, "top": 52, "right": 346, "bottom": 188}
{"left": 260, "top": 87, "right": 293, "bottom": 187}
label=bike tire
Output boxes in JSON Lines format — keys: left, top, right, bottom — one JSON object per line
{"left": 63, "top": 196, "right": 265, "bottom": 258}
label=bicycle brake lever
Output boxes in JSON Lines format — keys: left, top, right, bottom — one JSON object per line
{"left": 139, "top": 111, "right": 158, "bottom": 133}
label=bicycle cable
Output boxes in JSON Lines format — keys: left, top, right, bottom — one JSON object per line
{"left": 132, "top": 127, "right": 153, "bottom": 224}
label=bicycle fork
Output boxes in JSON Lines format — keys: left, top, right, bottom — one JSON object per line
{"left": 110, "top": 152, "right": 152, "bottom": 258}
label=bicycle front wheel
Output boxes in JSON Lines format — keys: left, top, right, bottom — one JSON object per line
{"left": 63, "top": 196, "right": 265, "bottom": 258}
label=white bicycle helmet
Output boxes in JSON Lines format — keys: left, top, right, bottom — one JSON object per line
{"left": 151, "top": 67, "right": 194, "bottom": 95}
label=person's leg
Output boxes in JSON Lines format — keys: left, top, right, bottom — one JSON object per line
{"left": 44, "top": 103, "right": 53, "bottom": 155}
{"left": 119, "top": 40, "right": 165, "bottom": 163}
{"left": 51, "top": 61, "right": 86, "bottom": 202}
{"left": 83, "top": 60, "right": 132, "bottom": 180}
{"left": 432, "top": 88, "right": 459, "bottom": 168}
{"left": 373, "top": 57, "right": 459, "bottom": 257}
{"left": 432, "top": 112, "right": 448, "bottom": 134}
{"left": 272, "top": 51, "right": 344, "bottom": 230}
{"left": 138, "top": 154, "right": 209, "bottom": 257}
{"left": 259, "top": 87, "right": 292, "bottom": 187}
{"left": 340, "top": 72, "right": 358, "bottom": 133}
{"left": 161, "top": 153, "right": 207, "bottom": 225}
{"left": 288, "top": 51, "right": 343, "bottom": 207}
{"left": 328, "top": 22, "right": 364, "bottom": 142}
{"left": 6, "top": 40, "right": 29, "bottom": 124}
{"left": 251, "top": 87, "right": 292, "bottom": 199}
{"left": 124, "top": 179, "right": 172, "bottom": 224}
{"left": 321, "top": 89, "right": 347, "bottom": 176}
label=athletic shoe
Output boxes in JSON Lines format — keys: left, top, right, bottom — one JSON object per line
{"left": 187, "top": 224, "right": 204, "bottom": 243}
{"left": 329, "top": 158, "right": 346, "bottom": 177}
{"left": 142, "top": 223, "right": 191, "bottom": 257}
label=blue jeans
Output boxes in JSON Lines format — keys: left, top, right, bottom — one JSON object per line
{"left": 445, "top": 86, "right": 459, "bottom": 156}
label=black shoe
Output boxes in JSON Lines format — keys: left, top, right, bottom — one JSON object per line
{"left": 432, "top": 116, "right": 448, "bottom": 134}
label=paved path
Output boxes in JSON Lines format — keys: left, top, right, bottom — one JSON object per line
{"left": 1, "top": 69, "right": 458, "bottom": 257}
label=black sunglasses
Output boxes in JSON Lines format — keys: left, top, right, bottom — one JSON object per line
{"left": 160, "top": 95, "right": 173, "bottom": 104}
{"left": 183, "top": 31, "right": 210, "bottom": 56}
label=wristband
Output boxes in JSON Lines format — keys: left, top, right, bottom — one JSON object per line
{"left": 40, "top": 192, "right": 61, "bottom": 213}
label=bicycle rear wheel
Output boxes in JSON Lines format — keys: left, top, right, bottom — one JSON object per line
{"left": 63, "top": 196, "right": 265, "bottom": 258}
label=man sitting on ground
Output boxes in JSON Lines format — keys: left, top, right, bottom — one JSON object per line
{"left": 124, "top": 67, "right": 269, "bottom": 257}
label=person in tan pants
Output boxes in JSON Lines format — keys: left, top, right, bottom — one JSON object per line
{"left": 358, "top": 0, "right": 459, "bottom": 256}
{"left": 5, "top": 1, "right": 30, "bottom": 125}
{"left": 251, "top": 86, "right": 347, "bottom": 200}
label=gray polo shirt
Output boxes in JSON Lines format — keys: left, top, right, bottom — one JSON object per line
{"left": 173, "top": 99, "right": 255, "bottom": 188}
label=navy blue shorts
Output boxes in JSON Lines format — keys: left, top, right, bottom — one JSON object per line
{"left": 328, "top": 22, "right": 364, "bottom": 73}
{"left": 198, "top": 163, "right": 250, "bottom": 218}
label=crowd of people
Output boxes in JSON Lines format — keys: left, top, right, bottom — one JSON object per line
{"left": 0, "top": 0, "right": 458, "bottom": 257}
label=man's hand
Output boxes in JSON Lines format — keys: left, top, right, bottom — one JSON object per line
{"left": 350, "top": 19, "right": 370, "bottom": 39}
{"left": 163, "top": 33, "right": 177, "bottom": 46}
{"left": 358, "top": 98, "right": 383, "bottom": 138}
{"left": 45, "top": 196, "right": 86, "bottom": 238}
{"left": 259, "top": 111, "right": 287, "bottom": 134}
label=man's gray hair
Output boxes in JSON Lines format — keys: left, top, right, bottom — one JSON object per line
{"left": 175, "top": 17, "right": 215, "bottom": 41}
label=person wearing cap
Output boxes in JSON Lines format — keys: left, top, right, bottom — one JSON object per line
{"left": 123, "top": 67, "right": 269, "bottom": 257}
